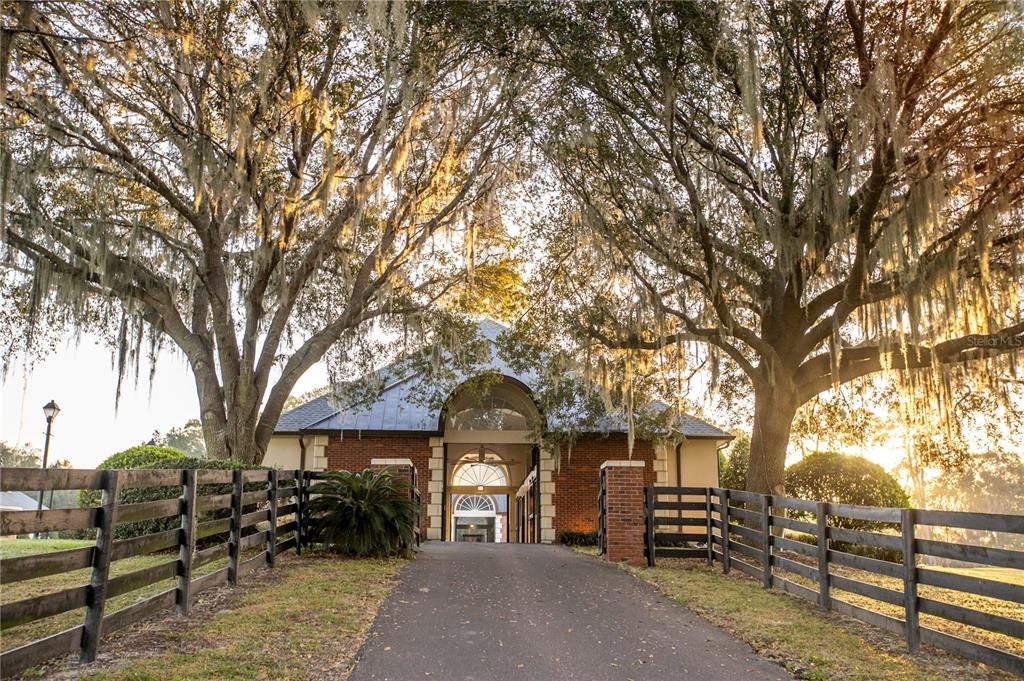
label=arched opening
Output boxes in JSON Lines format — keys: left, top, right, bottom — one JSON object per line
{"left": 441, "top": 377, "right": 543, "bottom": 543}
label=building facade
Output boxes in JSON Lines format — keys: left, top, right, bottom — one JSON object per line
{"left": 268, "top": 323, "right": 731, "bottom": 544}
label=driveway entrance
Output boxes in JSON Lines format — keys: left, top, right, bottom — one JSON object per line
{"left": 348, "top": 543, "right": 789, "bottom": 680}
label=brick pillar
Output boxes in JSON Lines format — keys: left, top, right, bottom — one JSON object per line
{"left": 601, "top": 461, "right": 647, "bottom": 566}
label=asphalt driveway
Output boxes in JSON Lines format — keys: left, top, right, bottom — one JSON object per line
{"left": 348, "top": 543, "right": 790, "bottom": 681}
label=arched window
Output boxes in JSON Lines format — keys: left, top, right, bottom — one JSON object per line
{"left": 445, "top": 380, "right": 538, "bottom": 431}
{"left": 454, "top": 495, "right": 496, "bottom": 514}
{"left": 452, "top": 461, "right": 508, "bottom": 488}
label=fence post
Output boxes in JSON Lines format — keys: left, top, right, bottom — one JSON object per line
{"left": 761, "top": 494, "right": 772, "bottom": 588}
{"left": 816, "top": 501, "right": 830, "bottom": 610}
{"left": 80, "top": 469, "right": 120, "bottom": 662}
{"left": 721, "top": 489, "right": 731, "bottom": 574}
{"left": 704, "top": 488, "right": 713, "bottom": 565}
{"left": 645, "top": 486, "right": 655, "bottom": 567}
{"left": 902, "top": 508, "right": 920, "bottom": 653}
{"left": 267, "top": 470, "right": 279, "bottom": 567}
{"left": 295, "top": 469, "right": 304, "bottom": 556}
{"left": 228, "top": 469, "right": 243, "bottom": 585}
{"left": 177, "top": 468, "right": 197, "bottom": 616}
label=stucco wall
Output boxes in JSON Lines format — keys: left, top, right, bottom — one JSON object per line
{"left": 264, "top": 435, "right": 302, "bottom": 470}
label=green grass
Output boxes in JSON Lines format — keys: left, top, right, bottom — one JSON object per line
{"left": 576, "top": 548, "right": 1018, "bottom": 681}
{"left": 1, "top": 540, "right": 262, "bottom": 652}
{"left": 81, "top": 553, "right": 402, "bottom": 680}
{"left": 0, "top": 538, "right": 95, "bottom": 560}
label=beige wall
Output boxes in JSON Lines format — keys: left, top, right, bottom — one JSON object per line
{"left": 263, "top": 435, "right": 301, "bottom": 469}
{"left": 662, "top": 438, "right": 723, "bottom": 488}
{"left": 263, "top": 435, "right": 329, "bottom": 471}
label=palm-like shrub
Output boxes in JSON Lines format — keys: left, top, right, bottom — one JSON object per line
{"left": 306, "top": 469, "right": 414, "bottom": 558}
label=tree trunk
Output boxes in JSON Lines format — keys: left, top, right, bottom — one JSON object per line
{"left": 745, "top": 381, "right": 799, "bottom": 494}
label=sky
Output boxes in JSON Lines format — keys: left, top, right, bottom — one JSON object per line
{"left": 1, "top": 334, "right": 328, "bottom": 469}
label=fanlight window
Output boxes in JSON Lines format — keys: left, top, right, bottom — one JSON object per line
{"left": 452, "top": 462, "right": 508, "bottom": 488}
{"left": 454, "top": 495, "right": 496, "bottom": 514}
{"left": 450, "top": 395, "right": 530, "bottom": 430}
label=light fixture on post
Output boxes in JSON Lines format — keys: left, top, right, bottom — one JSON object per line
{"left": 477, "top": 444, "right": 486, "bottom": 463}
{"left": 38, "top": 400, "right": 61, "bottom": 515}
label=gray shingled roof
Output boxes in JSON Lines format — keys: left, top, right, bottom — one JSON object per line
{"left": 275, "top": 320, "right": 733, "bottom": 440}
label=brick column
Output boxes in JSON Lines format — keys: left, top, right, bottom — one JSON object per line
{"left": 601, "top": 460, "right": 647, "bottom": 566}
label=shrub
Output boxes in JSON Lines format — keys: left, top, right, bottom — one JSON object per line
{"left": 78, "top": 446, "right": 188, "bottom": 508}
{"left": 559, "top": 530, "right": 599, "bottom": 546}
{"left": 785, "top": 451, "right": 910, "bottom": 531}
{"left": 719, "top": 435, "right": 749, "bottom": 490}
{"left": 80, "top": 448, "right": 266, "bottom": 540}
{"left": 306, "top": 468, "right": 414, "bottom": 557}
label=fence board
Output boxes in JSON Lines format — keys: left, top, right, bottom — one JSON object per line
{"left": 827, "top": 548, "right": 903, "bottom": 578}
{"left": 771, "top": 495, "right": 818, "bottom": 513}
{"left": 238, "top": 551, "right": 267, "bottom": 577}
{"left": 828, "top": 503, "right": 902, "bottom": 523}
{"left": 277, "top": 520, "right": 298, "bottom": 535}
{"left": 102, "top": 588, "right": 176, "bottom": 636}
{"left": 115, "top": 498, "right": 181, "bottom": 524}
{"left": 830, "top": 574, "right": 904, "bottom": 606}
{"left": 915, "top": 538, "right": 1024, "bottom": 570}
{"left": 771, "top": 574, "right": 818, "bottom": 602}
{"left": 773, "top": 555, "right": 818, "bottom": 581}
{"left": 915, "top": 510, "right": 1024, "bottom": 534}
{"left": 728, "top": 540, "right": 762, "bottom": 561}
{"left": 726, "top": 522, "right": 762, "bottom": 543}
{"left": 653, "top": 501, "right": 707, "bottom": 511}
{"left": 828, "top": 526, "right": 902, "bottom": 552}
{"left": 0, "top": 625, "right": 83, "bottom": 678}
{"left": 111, "top": 529, "right": 179, "bottom": 561}
{"left": 196, "top": 493, "right": 232, "bottom": 513}
{"left": 120, "top": 469, "right": 183, "bottom": 489}
{"left": 0, "top": 507, "right": 97, "bottom": 535}
{"left": 192, "top": 567, "right": 229, "bottom": 595}
{"left": 727, "top": 555, "right": 762, "bottom": 579}
{"left": 275, "top": 537, "right": 298, "bottom": 554}
{"left": 773, "top": 536, "right": 816, "bottom": 557}
{"left": 726, "top": 506, "right": 762, "bottom": 526}
{"left": 194, "top": 542, "right": 229, "bottom": 569}
{"left": 240, "top": 530, "right": 268, "bottom": 550}
{"left": 1, "top": 468, "right": 103, "bottom": 491}
{"left": 726, "top": 489, "right": 763, "bottom": 505}
{"left": 195, "top": 517, "right": 231, "bottom": 539}
{"left": 0, "top": 585, "right": 89, "bottom": 630}
{"left": 653, "top": 486, "right": 708, "bottom": 496}
{"left": 831, "top": 598, "right": 906, "bottom": 635}
{"left": 771, "top": 515, "right": 817, "bottom": 535}
{"left": 919, "top": 627, "right": 1024, "bottom": 676}
{"left": 241, "top": 509, "right": 269, "bottom": 528}
{"left": 241, "top": 490, "right": 266, "bottom": 506}
{"left": 653, "top": 516, "right": 707, "bottom": 526}
{"left": 1, "top": 546, "right": 94, "bottom": 584}
{"left": 106, "top": 560, "right": 178, "bottom": 598}
{"left": 918, "top": 597, "right": 1024, "bottom": 639}
{"left": 653, "top": 532, "right": 706, "bottom": 543}
{"left": 242, "top": 470, "right": 269, "bottom": 483}
{"left": 196, "top": 470, "right": 234, "bottom": 484}
{"left": 917, "top": 567, "right": 1024, "bottom": 604}
{"left": 655, "top": 547, "right": 706, "bottom": 559}
{"left": 277, "top": 503, "right": 298, "bottom": 517}
{"left": 276, "top": 486, "right": 298, "bottom": 498}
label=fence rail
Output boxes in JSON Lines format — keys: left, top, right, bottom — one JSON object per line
{"left": 0, "top": 467, "right": 303, "bottom": 678}
{"left": 644, "top": 486, "right": 1024, "bottom": 676}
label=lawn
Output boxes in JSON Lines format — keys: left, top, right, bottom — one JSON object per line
{"left": 573, "top": 547, "right": 1020, "bottom": 681}
{"left": 77, "top": 553, "right": 402, "bottom": 681}
{"left": 1, "top": 539, "right": 263, "bottom": 652}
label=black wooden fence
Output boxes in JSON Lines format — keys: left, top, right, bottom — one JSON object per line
{"left": 644, "top": 486, "right": 1024, "bottom": 676}
{"left": 0, "top": 467, "right": 304, "bottom": 678}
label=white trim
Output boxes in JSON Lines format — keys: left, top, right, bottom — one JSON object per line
{"left": 370, "top": 458, "right": 414, "bottom": 466}
{"left": 600, "top": 460, "right": 646, "bottom": 469}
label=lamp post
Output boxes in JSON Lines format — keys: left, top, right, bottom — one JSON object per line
{"left": 38, "top": 400, "right": 61, "bottom": 513}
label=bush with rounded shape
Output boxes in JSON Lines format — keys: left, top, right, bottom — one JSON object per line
{"left": 785, "top": 451, "right": 910, "bottom": 531}
{"left": 80, "top": 448, "right": 267, "bottom": 540}
{"left": 78, "top": 446, "right": 188, "bottom": 508}
{"left": 306, "top": 468, "right": 414, "bottom": 558}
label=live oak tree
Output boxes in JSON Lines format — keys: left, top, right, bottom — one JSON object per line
{"left": 2, "top": 1, "right": 523, "bottom": 463}
{"left": 506, "top": 1, "right": 1024, "bottom": 492}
